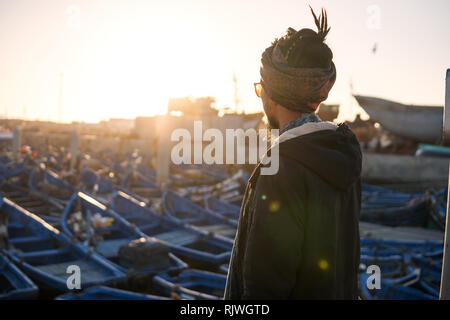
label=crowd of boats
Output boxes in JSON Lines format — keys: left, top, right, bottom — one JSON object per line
{"left": 0, "top": 145, "right": 446, "bottom": 300}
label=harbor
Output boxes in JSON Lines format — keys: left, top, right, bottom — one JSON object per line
{"left": 1, "top": 0, "right": 450, "bottom": 304}
{"left": 0, "top": 91, "right": 448, "bottom": 300}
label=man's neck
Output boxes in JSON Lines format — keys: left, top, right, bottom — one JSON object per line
{"left": 279, "top": 113, "right": 321, "bottom": 135}
{"left": 276, "top": 103, "right": 320, "bottom": 130}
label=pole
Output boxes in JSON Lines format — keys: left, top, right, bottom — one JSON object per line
{"left": 12, "top": 127, "right": 22, "bottom": 157}
{"left": 58, "top": 73, "right": 64, "bottom": 123}
{"left": 69, "top": 132, "right": 80, "bottom": 171}
{"left": 233, "top": 73, "right": 240, "bottom": 114}
{"left": 440, "top": 68, "right": 450, "bottom": 299}
{"left": 156, "top": 115, "right": 170, "bottom": 188}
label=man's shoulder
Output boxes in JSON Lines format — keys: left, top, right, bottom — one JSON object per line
{"left": 255, "top": 154, "right": 307, "bottom": 193}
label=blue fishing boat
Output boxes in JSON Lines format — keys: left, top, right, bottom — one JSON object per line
{"left": 1, "top": 174, "right": 66, "bottom": 229}
{"left": 171, "top": 164, "right": 228, "bottom": 186}
{"left": 218, "top": 264, "right": 229, "bottom": 274}
{"left": 136, "top": 165, "right": 193, "bottom": 187}
{"left": 162, "top": 190, "right": 237, "bottom": 240}
{"left": 80, "top": 167, "right": 152, "bottom": 206}
{"left": 361, "top": 238, "right": 443, "bottom": 255}
{"left": 56, "top": 285, "right": 168, "bottom": 300}
{"left": 358, "top": 238, "right": 443, "bottom": 299}
{"left": 178, "top": 169, "right": 249, "bottom": 205}
{"left": 28, "top": 164, "right": 76, "bottom": 206}
{"left": 153, "top": 269, "right": 226, "bottom": 300}
{"left": 0, "top": 158, "right": 28, "bottom": 180}
{"left": 80, "top": 168, "right": 117, "bottom": 195}
{"left": 111, "top": 191, "right": 232, "bottom": 267}
{"left": 360, "top": 254, "right": 406, "bottom": 279}
{"left": 412, "top": 255, "right": 442, "bottom": 298}
{"left": 360, "top": 239, "right": 443, "bottom": 266}
{"left": 0, "top": 252, "right": 38, "bottom": 299}
{"left": 360, "top": 185, "right": 431, "bottom": 227}
{"left": 429, "top": 188, "right": 447, "bottom": 231}
{"left": 120, "top": 170, "right": 161, "bottom": 198}
{"left": 62, "top": 192, "right": 187, "bottom": 276}
{"left": 204, "top": 195, "right": 240, "bottom": 223}
{"left": 1, "top": 196, "right": 125, "bottom": 292}
{"left": 42, "top": 153, "right": 66, "bottom": 172}
{"left": 359, "top": 273, "right": 435, "bottom": 300}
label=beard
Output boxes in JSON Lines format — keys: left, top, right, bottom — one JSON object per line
{"left": 267, "top": 115, "right": 279, "bottom": 130}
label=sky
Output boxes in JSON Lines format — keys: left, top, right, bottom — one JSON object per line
{"left": 0, "top": 0, "right": 449, "bottom": 123}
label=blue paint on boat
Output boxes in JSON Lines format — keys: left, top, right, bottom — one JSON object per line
{"left": 162, "top": 190, "right": 236, "bottom": 240}
{"left": 55, "top": 285, "right": 168, "bottom": 300}
{"left": 360, "top": 185, "right": 431, "bottom": 227}
{"left": 120, "top": 170, "right": 161, "bottom": 198}
{"left": 62, "top": 192, "right": 187, "bottom": 276}
{"left": 204, "top": 195, "right": 240, "bottom": 224}
{"left": 218, "top": 264, "right": 229, "bottom": 275}
{"left": 359, "top": 273, "right": 435, "bottom": 300}
{"left": 0, "top": 252, "right": 38, "bottom": 300}
{"left": 111, "top": 191, "right": 232, "bottom": 267}
{"left": 429, "top": 188, "right": 447, "bottom": 230}
{"left": 358, "top": 238, "right": 443, "bottom": 300}
{"left": 1, "top": 169, "right": 66, "bottom": 230}
{"left": 153, "top": 269, "right": 226, "bottom": 300}
{"left": 1, "top": 196, "right": 126, "bottom": 292}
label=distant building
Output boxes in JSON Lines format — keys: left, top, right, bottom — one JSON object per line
{"left": 101, "top": 118, "right": 135, "bottom": 134}
{"left": 168, "top": 96, "right": 218, "bottom": 116}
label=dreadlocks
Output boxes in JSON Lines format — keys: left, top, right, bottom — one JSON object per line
{"left": 272, "top": 6, "right": 333, "bottom": 69}
{"left": 259, "top": 6, "right": 336, "bottom": 112}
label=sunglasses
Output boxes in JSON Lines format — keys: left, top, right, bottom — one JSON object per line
{"left": 254, "top": 82, "right": 262, "bottom": 98}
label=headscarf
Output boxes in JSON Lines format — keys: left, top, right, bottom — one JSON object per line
{"left": 260, "top": 42, "right": 336, "bottom": 113}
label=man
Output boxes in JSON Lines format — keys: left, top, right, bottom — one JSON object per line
{"left": 224, "top": 7, "right": 362, "bottom": 299}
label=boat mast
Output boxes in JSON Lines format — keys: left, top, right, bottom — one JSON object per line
{"left": 58, "top": 72, "right": 64, "bottom": 123}
{"left": 233, "top": 72, "right": 240, "bottom": 114}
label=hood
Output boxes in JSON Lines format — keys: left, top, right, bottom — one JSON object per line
{"left": 277, "top": 122, "right": 362, "bottom": 190}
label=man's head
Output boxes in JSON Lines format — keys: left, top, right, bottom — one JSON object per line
{"left": 258, "top": 7, "right": 336, "bottom": 129}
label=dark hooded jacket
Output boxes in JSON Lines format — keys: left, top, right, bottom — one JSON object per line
{"left": 224, "top": 122, "right": 362, "bottom": 300}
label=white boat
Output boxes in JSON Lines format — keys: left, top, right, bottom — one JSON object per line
{"left": 353, "top": 95, "right": 443, "bottom": 142}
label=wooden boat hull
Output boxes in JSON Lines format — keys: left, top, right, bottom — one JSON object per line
{"left": 354, "top": 95, "right": 442, "bottom": 142}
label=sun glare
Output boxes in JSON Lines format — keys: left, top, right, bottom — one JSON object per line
{"left": 60, "top": 10, "right": 233, "bottom": 123}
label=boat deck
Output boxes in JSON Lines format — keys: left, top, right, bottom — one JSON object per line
{"left": 96, "top": 239, "right": 133, "bottom": 259}
{"left": 36, "top": 259, "right": 112, "bottom": 284}
{"left": 199, "top": 224, "right": 235, "bottom": 239}
{"left": 156, "top": 230, "right": 199, "bottom": 246}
